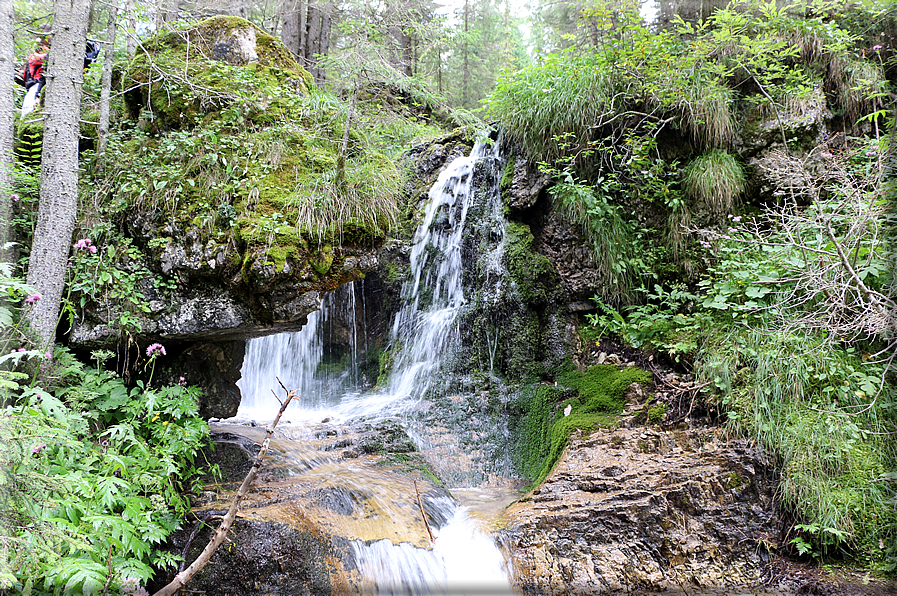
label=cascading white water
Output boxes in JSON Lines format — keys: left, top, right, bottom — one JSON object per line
{"left": 235, "top": 282, "right": 363, "bottom": 420}
{"left": 232, "top": 141, "right": 515, "bottom": 594}
{"left": 386, "top": 140, "right": 503, "bottom": 402}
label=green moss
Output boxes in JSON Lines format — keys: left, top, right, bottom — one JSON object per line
{"left": 504, "top": 221, "right": 556, "bottom": 304}
{"left": 510, "top": 364, "right": 652, "bottom": 486}
{"left": 309, "top": 244, "right": 334, "bottom": 276}
{"left": 647, "top": 403, "right": 668, "bottom": 424}
{"left": 499, "top": 156, "right": 515, "bottom": 200}
{"left": 727, "top": 471, "right": 744, "bottom": 489}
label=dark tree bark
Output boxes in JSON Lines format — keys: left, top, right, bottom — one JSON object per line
{"left": 281, "top": 0, "right": 332, "bottom": 85}
{"left": 0, "top": 0, "right": 14, "bottom": 262}
{"left": 280, "top": 0, "right": 302, "bottom": 56}
{"left": 304, "top": 2, "right": 332, "bottom": 84}
{"left": 24, "top": 0, "right": 92, "bottom": 349}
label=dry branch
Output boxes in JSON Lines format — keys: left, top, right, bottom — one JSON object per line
{"left": 413, "top": 479, "right": 434, "bottom": 544}
{"left": 152, "top": 379, "right": 297, "bottom": 596}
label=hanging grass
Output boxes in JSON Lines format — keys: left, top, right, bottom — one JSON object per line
{"left": 828, "top": 55, "right": 887, "bottom": 125}
{"left": 680, "top": 79, "right": 735, "bottom": 150}
{"left": 683, "top": 150, "right": 745, "bottom": 216}
{"left": 488, "top": 49, "right": 617, "bottom": 161}
{"left": 697, "top": 329, "right": 897, "bottom": 564}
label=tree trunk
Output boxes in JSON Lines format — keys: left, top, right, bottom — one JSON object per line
{"left": 462, "top": 0, "right": 470, "bottom": 108}
{"left": 280, "top": 0, "right": 302, "bottom": 56}
{"left": 0, "top": 0, "right": 14, "bottom": 263}
{"left": 97, "top": 0, "right": 118, "bottom": 160}
{"left": 156, "top": 0, "right": 178, "bottom": 30}
{"left": 125, "top": 0, "right": 136, "bottom": 58}
{"left": 25, "top": 0, "right": 92, "bottom": 349}
{"left": 336, "top": 80, "right": 358, "bottom": 189}
{"left": 304, "top": 2, "right": 332, "bottom": 85}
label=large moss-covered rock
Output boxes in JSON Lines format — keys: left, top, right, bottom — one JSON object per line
{"left": 124, "top": 16, "right": 312, "bottom": 129}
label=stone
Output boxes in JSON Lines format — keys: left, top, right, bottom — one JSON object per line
{"left": 503, "top": 426, "right": 775, "bottom": 594}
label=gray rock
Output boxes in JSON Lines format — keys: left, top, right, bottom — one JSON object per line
{"left": 503, "top": 426, "right": 775, "bottom": 594}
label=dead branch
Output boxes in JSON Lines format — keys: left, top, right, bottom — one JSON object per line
{"left": 413, "top": 479, "right": 434, "bottom": 544}
{"left": 151, "top": 379, "right": 297, "bottom": 596}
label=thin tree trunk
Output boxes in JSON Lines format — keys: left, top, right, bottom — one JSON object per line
{"left": 125, "top": 0, "right": 136, "bottom": 58}
{"left": 298, "top": 0, "right": 306, "bottom": 61}
{"left": 280, "top": 0, "right": 301, "bottom": 56}
{"left": 462, "top": 0, "right": 470, "bottom": 108}
{"left": 97, "top": 0, "right": 118, "bottom": 160}
{"left": 336, "top": 80, "right": 357, "bottom": 189}
{"left": 25, "top": 0, "right": 92, "bottom": 349}
{"left": 0, "top": 0, "right": 14, "bottom": 264}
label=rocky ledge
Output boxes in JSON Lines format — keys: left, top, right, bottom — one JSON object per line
{"left": 503, "top": 425, "right": 776, "bottom": 594}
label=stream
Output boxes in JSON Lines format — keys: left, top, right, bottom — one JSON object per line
{"left": 218, "top": 141, "right": 522, "bottom": 594}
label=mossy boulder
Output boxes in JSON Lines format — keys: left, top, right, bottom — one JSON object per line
{"left": 124, "top": 16, "right": 312, "bottom": 130}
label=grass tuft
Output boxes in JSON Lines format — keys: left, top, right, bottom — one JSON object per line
{"left": 683, "top": 150, "right": 745, "bottom": 216}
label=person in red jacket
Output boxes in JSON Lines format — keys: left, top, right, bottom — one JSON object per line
{"left": 20, "top": 40, "right": 49, "bottom": 115}
{"left": 24, "top": 40, "right": 49, "bottom": 92}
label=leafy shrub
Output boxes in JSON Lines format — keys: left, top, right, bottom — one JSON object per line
{"left": 1, "top": 281, "right": 212, "bottom": 596}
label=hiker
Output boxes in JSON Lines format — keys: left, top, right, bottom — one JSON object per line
{"left": 21, "top": 40, "right": 49, "bottom": 116}
{"left": 84, "top": 40, "right": 99, "bottom": 69}
{"left": 20, "top": 39, "right": 101, "bottom": 117}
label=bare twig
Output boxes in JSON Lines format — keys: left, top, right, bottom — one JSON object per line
{"left": 413, "top": 480, "right": 434, "bottom": 544}
{"left": 151, "top": 380, "right": 298, "bottom": 596}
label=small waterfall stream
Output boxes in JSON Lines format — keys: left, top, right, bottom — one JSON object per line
{"left": 227, "top": 141, "right": 518, "bottom": 594}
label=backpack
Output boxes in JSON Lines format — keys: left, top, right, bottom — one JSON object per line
{"left": 24, "top": 52, "right": 46, "bottom": 88}
{"left": 84, "top": 41, "right": 99, "bottom": 68}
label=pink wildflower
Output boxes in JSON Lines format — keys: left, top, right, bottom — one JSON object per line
{"left": 31, "top": 443, "right": 46, "bottom": 455}
{"left": 866, "top": 150, "right": 877, "bottom": 156}
{"left": 872, "top": 44, "right": 883, "bottom": 51}
{"left": 10, "top": 194, "right": 18, "bottom": 201}
{"left": 44, "top": 352, "right": 51, "bottom": 359}
{"left": 24, "top": 293, "right": 41, "bottom": 304}
{"left": 146, "top": 343, "right": 166, "bottom": 358}
{"left": 73, "top": 238, "right": 94, "bottom": 251}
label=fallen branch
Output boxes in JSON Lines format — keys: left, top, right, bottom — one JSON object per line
{"left": 413, "top": 479, "right": 434, "bottom": 544}
{"left": 152, "top": 378, "right": 297, "bottom": 596}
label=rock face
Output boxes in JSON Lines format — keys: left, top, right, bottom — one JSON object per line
{"left": 151, "top": 517, "right": 338, "bottom": 596}
{"left": 503, "top": 426, "right": 775, "bottom": 594}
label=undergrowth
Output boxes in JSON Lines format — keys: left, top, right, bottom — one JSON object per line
{"left": 1, "top": 269, "right": 213, "bottom": 593}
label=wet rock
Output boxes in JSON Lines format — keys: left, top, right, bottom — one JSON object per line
{"left": 150, "top": 516, "right": 337, "bottom": 596}
{"left": 503, "top": 426, "right": 776, "bottom": 594}
{"left": 505, "top": 154, "right": 550, "bottom": 213}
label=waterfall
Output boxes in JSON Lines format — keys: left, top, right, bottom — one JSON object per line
{"left": 231, "top": 141, "right": 515, "bottom": 594}
{"left": 386, "top": 140, "right": 503, "bottom": 401}
{"left": 235, "top": 281, "right": 363, "bottom": 420}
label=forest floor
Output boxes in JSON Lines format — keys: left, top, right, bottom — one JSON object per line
{"left": 760, "top": 559, "right": 896, "bottom": 595}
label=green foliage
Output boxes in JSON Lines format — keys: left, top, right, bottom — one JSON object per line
{"left": 586, "top": 138, "right": 896, "bottom": 570}
{"left": 509, "top": 365, "right": 651, "bottom": 486}
{"left": 683, "top": 151, "right": 746, "bottom": 217}
{"left": 0, "top": 263, "right": 212, "bottom": 593}
{"left": 2, "top": 350, "right": 211, "bottom": 593}
{"left": 66, "top": 238, "right": 152, "bottom": 334}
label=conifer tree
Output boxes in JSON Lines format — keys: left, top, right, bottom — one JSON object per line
{"left": 24, "top": 0, "right": 92, "bottom": 349}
